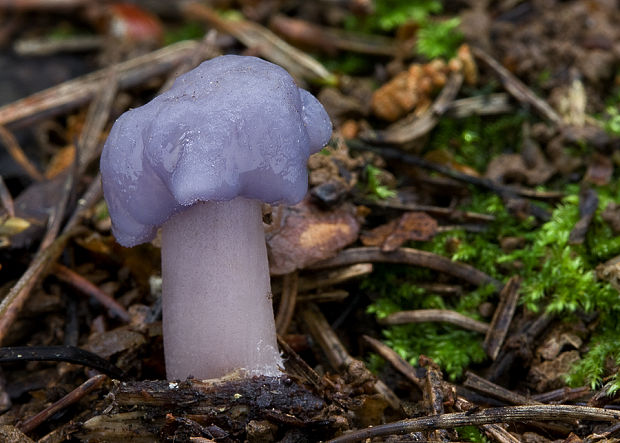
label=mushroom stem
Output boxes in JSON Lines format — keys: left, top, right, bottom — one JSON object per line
{"left": 161, "top": 197, "right": 282, "bottom": 380}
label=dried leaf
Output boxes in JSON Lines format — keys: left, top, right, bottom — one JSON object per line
{"left": 584, "top": 152, "right": 613, "bottom": 186}
{"left": 267, "top": 200, "right": 360, "bottom": 275}
{"left": 361, "top": 212, "right": 437, "bottom": 252}
{"left": 601, "top": 202, "right": 620, "bottom": 234}
{"left": 45, "top": 145, "right": 76, "bottom": 179}
{"left": 0, "top": 217, "right": 30, "bottom": 236}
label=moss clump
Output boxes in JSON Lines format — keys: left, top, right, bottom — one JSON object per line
{"left": 365, "top": 183, "right": 620, "bottom": 387}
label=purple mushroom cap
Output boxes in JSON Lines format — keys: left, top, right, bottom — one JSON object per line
{"left": 100, "top": 55, "right": 332, "bottom": 247}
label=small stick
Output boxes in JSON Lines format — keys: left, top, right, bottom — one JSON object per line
{"left": 300, "top": 304, "right": 401, "bottom": 410}
{"left": 362, "top": 335, "right": 424, "bottom": 389}
{"left": 381, "top": 309, "right": 490, "bottom": 334}
{"left": 275, "top": 271, "right": 298, "bottom": 335}
{"left": 0, "top": 40, "right": 203, "bottom": 129}
{"left": 299, "top": 263, "right": 372, "bottom": 293}
{"left": 445, "top": 93, "right": 513, "bottom": 118}
{"left": 0, "top": 175, "right": 101, "bottom": 344}
{"left": 326, "top": 405, "right": 620, "bottom": 443}
{"left": 269, "top": 14, "right": 398, "bottom": 57}
{"left": 297, "top": 290, "right": 349, "bottom": 303}
{"left": 0, "top": 175, "right": 14, "bottom": 217}
{"left": 311, "top": 246, "right": 502, "bottom": 290}
{"left": 0, "top": 125, "right": 44, "bottom": 181}
{"left": 361, "top": 198, "right": 495, "bottom": 223}
{"left": 18, "top": 374, "right": 107, "bottom": 434}
{"left": 471, "top": 47, "right": 563, "bottom": 127}
{"left": 54, "top": 264, "right": 131, "bottom": 322}
{"left": 420, "top": 357, "right": 451, "bottom": 441}
{"left": 348, "top": 140, "right": 564, "bottom": 201}
{"left": 532, "top": 386, "right": 590, "bottom": 403}
{"left": 183, "top": 2, "right": 333, "bottom": 84}
{"left": 277, "top": 335, "right": 328, "bottom": 393}
{"left": 464, "top": 371, "right": 540, "bottom": 406}
{"left": 484, "top": 276, "right": 521, "bottom": 360}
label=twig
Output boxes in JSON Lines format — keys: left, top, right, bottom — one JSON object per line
{"left": 0, "top": 40, "right": 204, "bottom": 129}
{"left": 54, "top": 264, "right": 131, "bottom": 322}
{"left": 381, "top": 309, "right": 490, "bottom": 334}
{"left": 464, "top": 371, "right": 540, "bottom": 406}
{"left": 76, "top": 66, "right": 119, "bottom": 175}
{"left": 326, "top": 405, "right": 620, "bottom": 443}
{"left": 0, "top": 176, "right": 14, "bottom": 217}
{"left": 348, "top": 140, "right": 564, "bottom": 201}
{"left": 278, "top": 263, "right": 372, "bottom": 294}
{"left": 277, "top": 335, "right": 327, "bottom": 393}
{"left": 18, "top": 374, "right": 108, "bottom": 434}
{"left": 0, "top": 0, "right": 89, "bottom": 9}
{"left": 297, "top": 290, "right": 349, "bottom": 303}
{"left": 362, "top": 335, "right": 424, "bottom": 389}
{"left": 0, "top": 125, "right": 44, "bottom": 181}
{"left": 183, "top": 2, "right": 333, "bottom": 84}
{"left": 420, "top": 357, "right": 452, "bottom": 441}
{"left": 275, "top": 271, "right": 298, "bottom": 335}
{"left": 300, "top": 304, "right": 401, "bottom": 410}
{"left": 0, "top": 175, "right": 101, "bottom": 344}
{"left": 0, "top": 347, "right": 122, "bottom": 378}
{"left": 269, "top": 14, "right": 398, "bottom": 56}
{"left": 471, "top": 47, "right": 563, "bottom": 127}
{"left": 361, "top": 198, "right": 495, "bottom": 223}
{"left": 311, "top": 246, "right": 503, "bottom": 290}
{"left": 39, "top": 167, "right": 75, "bottom": 251}
{"left": 445, "top": 93, "right": 513, "bottom": 118}
{"left": 484, "top": 276, "right": 521, "bottom": 360}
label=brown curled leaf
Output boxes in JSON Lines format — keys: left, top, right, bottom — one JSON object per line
{"left": 267, "top": 199, "right": 360, "bottom": 275}
{"left": 361, "top": 212, "right": 438, "bottom": 252}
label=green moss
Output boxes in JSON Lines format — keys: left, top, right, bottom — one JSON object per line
{"left": 457, "top": 426, "right": 491, "bottom": 443}
{"left": 429, "top": 113, "right": 528, "bottom": 173}
{"left": 416, "top": 18, "right": 463, "bottom": 59}
{"left": 365, "top": 183, "right": 620, "bottom": 385}
{"left": 163, "top": 22, "right": 205, "bottom": 45}
{"left": 345, "top": 0, "right": 442, "bottom": 32}
{"left": 363, "top": 164, "right": 397, "bottom": 200}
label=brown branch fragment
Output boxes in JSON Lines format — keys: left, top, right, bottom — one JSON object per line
{"left": 471, "top": 47, "right": 563, "bottom": 127}
{"left": 0, "top": 40, "right": 204, "bottom": 129}
{"left": 484, "top": 276, "right": 521, "bottom": 360}
{"left": 326, "top": 405, "right": 620, "bottom": 443}
{"left": 0, "top": 125, "right": 43, "bottom": 181}
{"left": 0, "top": 176, "right": 14, "bottom": 217}
{"left": 381, "top": 309, "right": 490, "bottom": 334}
{"left": 300, "top": 304, "right": 401, "bottom": 410}
{"left": 183, "top": 3, "right": 333, "bottom": 84}
{"left": 19, "top": 374, "right": 107, "bottom": 433}
{"left": 0, "top": 176, "right": 101, "bottom": 344}
{"left": 269, "top": 14, "right": 398, "bottom": 56}
{"left": 464, "top": 371, "right": 540, "bottom": 406}
{"left": 311, "top": 246, "right": 502, "bottom": 290}
{"left": 362, "top": 335, "right": 424, "bottom": 389}
{"left": 348, "top": 140, "right": 564, "bottom": 201}
{"left": 275, "top": 271, "right": 298, "bottom": 334}
{"left": 54, "top": 264, "right": 131, "bottom": 322}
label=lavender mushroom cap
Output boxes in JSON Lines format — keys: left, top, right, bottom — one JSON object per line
{"left": 100, "top": 55, "right": 332, "bottom": 246}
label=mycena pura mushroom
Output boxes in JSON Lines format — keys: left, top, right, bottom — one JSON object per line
{"left": 100, "top": 55, "right": 332, "bottom": 380}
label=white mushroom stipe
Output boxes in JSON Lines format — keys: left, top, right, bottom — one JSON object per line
{"left": 162, "top": 198, "right": 281, "bottom": 380}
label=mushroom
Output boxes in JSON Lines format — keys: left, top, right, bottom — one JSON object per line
{"left": 100, "top": 55, "right": 332, "bottom": 380}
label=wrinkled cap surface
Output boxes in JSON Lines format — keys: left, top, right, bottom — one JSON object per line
{"left": 100, "top": 55, "right": 332, "bottom": 247}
